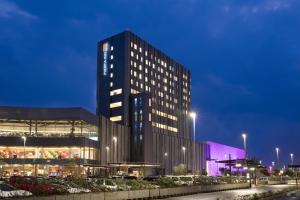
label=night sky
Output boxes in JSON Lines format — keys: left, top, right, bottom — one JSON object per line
{"left": 1, "top": 0, "right": 300, "bottom": 168}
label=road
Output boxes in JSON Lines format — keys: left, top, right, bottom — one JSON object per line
{"left": 279, "top": 191, "right": 300, "bottom": 200}
{"left": 165, "top": 185, "right": 294, "bottom": 200}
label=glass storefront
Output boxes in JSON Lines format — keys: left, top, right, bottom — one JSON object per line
{"left": 0, "top": 146, "right": 96, "bottom": 160}
{"left": 0, "top": 164, "right": 88, "bottom": 177}
{"left": 0, "top": 119, "right": 98, "bottom": 139}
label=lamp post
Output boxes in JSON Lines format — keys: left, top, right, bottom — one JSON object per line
{"left": 21, "top": 136, "right": 26, "bottom": 175}
{"left": 290, "top": 153, "right": 294, "bottom": 167}
{"left": 105, "top": 146, "right": 110, "bottom": 177}
{"left": 190, "top": 112, "right": 196, "bottom": 178}
{"left": 105, "top": 146, "right": 110, "bottom": 164}
{"left": 275, "top": 147, "right": 280, "bottom": 169}
{"left": 164, "top": 152, "right": 168, "bottom": 174}
{"left": 241, "top": 133, "right": 247, "bottom": 159}
{"left": 112, "top": 137, "right": 117, "bottom": 163}
{"left": 182, "top": 146, "right": 186, "bottom": 164}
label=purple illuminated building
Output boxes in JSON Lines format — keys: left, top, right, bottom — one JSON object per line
{"left": 206, "top": 141, "right": 245, "bottom": 176}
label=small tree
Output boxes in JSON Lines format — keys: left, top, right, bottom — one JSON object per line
{"left": 173, "top": 164, "right": 187, "bottom": 175}
{"left": 283, "top": 169, "right": 295, "bottom": 177}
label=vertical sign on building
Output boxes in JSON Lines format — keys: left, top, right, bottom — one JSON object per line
{"left": 102, "top": 42, "right": 110, "bottom": 76}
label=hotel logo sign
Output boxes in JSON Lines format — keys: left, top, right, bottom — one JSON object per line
{"left": 102, "top": 42, "right": 110, "bottom": 76}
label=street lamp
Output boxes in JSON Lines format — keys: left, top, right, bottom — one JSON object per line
{"left": 182, "top": 146, "right": 186, "bottom": 164}
{"left": 275, "top": 147, "right": 280, "bottom": 169}
{"left": 241, "top": 133, "right": 247, "bottom": 159}
{"left": 105, "top": 146, "right": 110, "bottom": 164}
{"left": 164, "top": 152, "right": 168, "bottom": 174}
{"left": 290, "top": 153, "right": 294, "bottom": 166}
{"left": 112, "top": 137, "right": 117, "bottom": 163}
{"left": 189, "top": 112, "right": 197, "bottom": 179}
{"left": 21, "top": 136, "right": 26, "bottom": 175}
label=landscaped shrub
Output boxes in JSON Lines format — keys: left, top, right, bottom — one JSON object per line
{"left": 173, "top": 164, "right": 187, "bottom": 175}
{"left": 153, "top": 177, "right": 177, "bottom": 188}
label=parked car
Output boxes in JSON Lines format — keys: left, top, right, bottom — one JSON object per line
{"left": 65, "top": 183, "right": 91, "bottom": 194}
{"left": 0, "top": 182, "right": 32, "bottom": 198}
{"left": 97, "top": 179, "right": 118, "bottom": 191}
{"left": 143, "top": 176, "right": 161, "bottom": 181}
{"left": 166, "top": 175, "right": 194, "bottom": 186}
{"left": 9, "top": 176, "right": 56, "bottom": 195}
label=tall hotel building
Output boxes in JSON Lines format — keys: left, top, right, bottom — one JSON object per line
{"left": 97, "top": 31, "right": 207, "bottom": 173}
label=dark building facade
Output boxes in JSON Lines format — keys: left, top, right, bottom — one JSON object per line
{"left": 97, "top": 31, "right": 207, "bottom": 173}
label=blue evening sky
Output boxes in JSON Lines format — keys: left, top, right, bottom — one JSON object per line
{"left": 1, "top": 0, "right": 300, "bottom": 167}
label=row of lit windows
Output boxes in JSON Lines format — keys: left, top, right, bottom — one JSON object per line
{"left": 110, "top": 88, "right": 122, "bottom": 96}
{"left": 110, "top": 102, "right": 122, "bottom": 108}
{"left": 151, "top": 109, "right": 178, "bottom": 121}
{"left": 130, "top": 57, "right": 179, "bottom": 82}
{"left": 130, "top": 60, "right": 189, "bottom": 102}
{"left": 130, "top": 77, "right": 177, "bottom": 98}
{"left": 130, "top": 42, "right": 181, "bottom": 74}
{"left": 130, "top": 83, "right": 178, "bottom": 109}
{"left": 110, "top": 115, "right": 122, "bottom": 122}
{"left": 129, "top": 41, "right": 190, "bottom": 112}
{"left": 151, "top": 122, "right": 178, "bottom": 133}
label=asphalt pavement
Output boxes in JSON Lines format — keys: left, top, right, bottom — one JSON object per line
{"left": 165, "top": 185, "right": 294, "bottom": 200}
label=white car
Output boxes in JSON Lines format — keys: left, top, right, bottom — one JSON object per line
{"left": 99, "top": 179, "right": 118, "bottom": 190}
{"left": 0, "top": 183, "right": 32, "bottom": 198}
{"left": 66, "top": 183, "right": 91, "bottom": 194}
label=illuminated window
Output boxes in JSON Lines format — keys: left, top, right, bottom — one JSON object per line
{"left": 110, "top": 88, "right": 122, "bottom": 96}
{"left": 110, "top": 73, "right": 113, "bottom": 78}
{"left": 131, "top": 88, "right": 140, "bottom": 94}
{"left": 110, "top": 46, "right": 114, "bottom": 51}
{"left": 110, "top": 64, "right": 113, "bottom": 69}
{"left": 110, "top": 116, "right": 122, "bottom": 122}
{"left": 110, "top": 102, "right": 122, "bottom": 108}
{"left": 110, "top": 82, "right": 113, "bottom": 87}
{"left": 110, "top": 55, "right": 114, "bottom": 60}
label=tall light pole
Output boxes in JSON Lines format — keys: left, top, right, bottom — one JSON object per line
{"left": 182, "top": 146, "right": 186, "bottom": 165}
{"left": 275, "top": 147, "right": 280, "bottom": 169}
{"left": 21, "top": 136, "right": 26, "bottom": 175}
{"left": 164, "top": 152, "right": 168, "bottom": 174}
{"left": 190, "top": 112, "right": 196, "bottom": 178}
{"left": 112, "top": 137, "right": 117, "bottom": 163}
{"left": 105, "top": 146, "right": 110, "bottom": 164}
{"left": 241, "top": 133, "right": 247, "bottom": 159}
{"left": 290, "top": 153, "right": 294, "bottom": 167}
